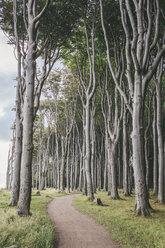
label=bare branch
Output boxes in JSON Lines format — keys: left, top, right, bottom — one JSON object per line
{"left": 100, "top": 0, "right": 132, "bottom": 114}
{"left": 150, "top": 0, "right": 160, "bottom": 50}
{"left": 34, "top": 0, "right": 50, "bottom": 23}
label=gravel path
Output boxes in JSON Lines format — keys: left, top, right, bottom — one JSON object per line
{"left": 47, "top": 194, "right": 121, "bottom": 248}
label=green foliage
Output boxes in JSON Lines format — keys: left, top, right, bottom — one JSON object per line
{"left": 0, "top": 189, "right": 66, "bottom": 248}
{"left": 39, "top": 0, "right": 84, "bottom": 45}
{"left": 0, "top": 0, "right": 84, "bottom": 59}
{"left": 0, "top": 0, "right": 27, "bottom": 42}
{"left": 73, "top": 191, "right": 165, "bottom": 248}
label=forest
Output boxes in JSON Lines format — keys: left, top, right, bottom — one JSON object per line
{"left": 0, "top": 0, "right": 165, "bottom": 235}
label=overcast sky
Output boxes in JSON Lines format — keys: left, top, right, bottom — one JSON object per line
{"left": 0, "top": 29, "right": 63, "bottom": 188}
{"left": 0, "top": 30, "right": 16, "bottom": 188}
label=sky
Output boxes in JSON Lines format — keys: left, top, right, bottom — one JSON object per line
{"left": 0, "top": 30, "right": 63, "bottom": 189}
{"left": 0, "top": 30, "right": 16, "bottom": 188}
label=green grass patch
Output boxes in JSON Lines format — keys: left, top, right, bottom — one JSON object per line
{"left": 0, "top": 189, "right": 66, "bottom": 248}
{"left": 73, "top": 191, "right": 165, "bottom": 248}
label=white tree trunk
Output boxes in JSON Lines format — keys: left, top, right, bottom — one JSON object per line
{"left": 85, "top": 101, "right": 94, "bottom": 200}
{"left": 156, "top": 78, "right": 164, "bottom": 203}
{"left": 9, "top": 0, "right": 23, "bottom": 206}
{"left": 123, "top": 108, "right": 130, "bottom": 196}
{"left": 60, "top": 136, "right": 65, "bottom": 191}
{"left": 17, "top": 39, "right": 36, "bottom": 215}
{"left": 132, "top": 77, "right": 150, "bottom": 216}
{"left": 153, "top": 94, "right": 158, "bottom": 195}
{"left": 108, "top": 140, "right": 119, "bottom": 199}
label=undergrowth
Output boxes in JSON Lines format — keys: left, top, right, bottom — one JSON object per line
{"left": 0, "top": 189, "right": 66, "bottom": 248}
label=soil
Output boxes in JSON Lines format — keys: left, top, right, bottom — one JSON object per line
{"left": 47, "top": 194, "right": 121, "bottom": 248}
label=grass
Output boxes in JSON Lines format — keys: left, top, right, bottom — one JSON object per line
{"left": 1, "top": 189, "right": 164, "bottom": 248}
{"left": 73, "top": 190, "right": 165, "bottom": 248}
{"left": 0, "top": 189, "right": 66, "bottom": 248}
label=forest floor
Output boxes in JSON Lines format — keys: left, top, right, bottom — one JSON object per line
{"left": 0, "top": 189, "right": 66, "bottom": 248}
{"left": 1, "top": 190, "right": 164, "bottom": 248}
{"left": 47, "top": 194, "right": 120, "bottom": 248}
{"left": 73, "top": 191, "right": 165, "bottom": 248}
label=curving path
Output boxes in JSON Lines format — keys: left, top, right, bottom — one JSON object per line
{"left": 47, "top": 194, "right": 120, "bottom": 248}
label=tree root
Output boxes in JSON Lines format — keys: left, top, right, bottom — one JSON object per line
{"left": 93, "top": 198, "right": 103, "bottom": 206}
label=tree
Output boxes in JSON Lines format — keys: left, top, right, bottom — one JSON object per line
{"left": 0, "top": 0, "right": 84, "bottom": 215}
{"left": 154, "top": 59, "right": 164, "bottom": 203}
{"left": 100, "top": 0, "right": 165, "bottom": 215}
{"left": 119, "top": 0, "right": 165, "bottom": 215}
{"left": 9, "top": 0, "right": 23, "bottom": 206}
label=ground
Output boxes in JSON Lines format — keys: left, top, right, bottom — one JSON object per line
{"left": 47, "top": 194, "right": 120, "bottom": 248}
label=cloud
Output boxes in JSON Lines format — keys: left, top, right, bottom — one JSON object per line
{"left": 0, "top": 31, "right": 16, "bottom": 187}
{"left": 0, "top": 107, "right": 5, "bottom": 117}
{"left": 0, "top": 31, "right": 16, "bottom": 142}
{"left": 0, "top": 73, "right": 16, "bottom": 140}
{"left": 0, "top": 106, "right": 14, "bottom": 141}
{"left": 0, "top": 31, "right": 17, "bottom": 74}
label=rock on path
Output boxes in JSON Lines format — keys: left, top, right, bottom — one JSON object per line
{"left": 47, "top": 194, "right": 121, "bottom": 248}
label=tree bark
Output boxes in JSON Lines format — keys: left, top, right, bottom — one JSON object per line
{"left": 108, "top": 140, "right": 119, "bottom": 199}
{"left": 17, "top": 0, "right": 38, "bottom": 215}
{"left": 155, "top": 69, "right": 164, "bottom": 203}
{"left": 60, "top": 136, "right": 65, "bottom": 192}
{"left": 132, "top": 76, "right": 150, "bottom": 216}
{"left": 153, "top": 93, "right": 158, "bottom": 195}
{"left": 85, "top": 101, "right": 94, "bottom": 200}
{"left": 123, "top": 107, "right": 130, "bottom": 196}
{"left": 9, "top": 0, "right": 23, "bottom": 206}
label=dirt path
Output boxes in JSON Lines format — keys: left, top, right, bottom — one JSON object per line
{"left": 47, "top": 194, "right": 120, "bottom": 248}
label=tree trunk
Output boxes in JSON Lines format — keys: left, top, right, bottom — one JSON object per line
{"left": 60, "top": 136, "right": 65, "bottom": 192}
{"left": 85, "top": 102, "right": 94, "bottom": 200}
{"left": 108, "top": 140, "right": 119, "bottom": 199}
{"left": 156, "top": 78, "right": 164, "bottom": 203}
{"left": 153, "top": 94, "right": 158, "bottom": 195}
{"left": 66, "top": 135, "right": 71, "bottom": 193}
{"left": 6, "top": 147, "right": 11, "bottom": 190}
{"left": 9, "top": 112, "right": 22, "bottom": 206}
{"left": 90, "top": 104, "right": 96, "bottom": 193}
{"left": 17, "top": 11, "right": 37, "bottom": 214}
{"left": 9, "top": 0, "right": 22, "bottom": 206}
{"left": 123, "top": 108, "right": 130, "bottom": 196}
{"left": 103, "top": 131, "right": 108, "bottom": 191}
{"left": 17, "top": 55, "right": 35, "bottom": 215}
{"left": 132, "top": 77, "right": 150, "bottom": 216}
{"left": 97, "top": 153, "right": 102, "bottom": 191}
